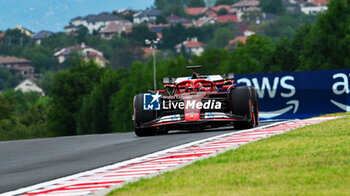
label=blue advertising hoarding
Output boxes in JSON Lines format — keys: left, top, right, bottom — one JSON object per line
{"left": 235, "top": 69, "right": 350, "bottom": 120}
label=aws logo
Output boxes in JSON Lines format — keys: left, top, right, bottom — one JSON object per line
{"left": 237, "top": 76, "right": 298, "bottom": 119}
{"left": 331, "top": 73, "right": 350, "bottom": 112}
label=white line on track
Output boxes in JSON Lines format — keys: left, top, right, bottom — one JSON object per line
{"left": 2, "top": 117, "right": 342, "bottom": 196}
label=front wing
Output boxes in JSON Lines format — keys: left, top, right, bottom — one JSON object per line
{"left": 139, "top": 112, "right": 250, "bottom": 129}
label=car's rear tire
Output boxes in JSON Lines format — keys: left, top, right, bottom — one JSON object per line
{"left": 250, "top": 86, "right": 259, "bottom": 127}
{"left": 134, "top": 94, "right": 156, "bottom": 136}
{"left": 230, "top": 86, "right": 258, "bottom": 129}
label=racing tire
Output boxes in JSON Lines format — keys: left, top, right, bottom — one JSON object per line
{"left": 134, "top": 94, "right": 156, "bottom": 136}
{"left": 250, "top": 86, "right": 259, "bottom": 127}
{"left": 230, "top": 86, "right": 258, "bottom": 129}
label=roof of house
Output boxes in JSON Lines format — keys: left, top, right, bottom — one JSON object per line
{"left": 216, "top": 15, "right": 238, "bottom": 23}
{"left": 232, "top": 0, "right": 259, "bottom": 7}
{"left": 15, "top": 78, "right": 44, "bottom": 95}
{"left": 309, "top": 0, "right": 328, "bottom": 6}
{"left": 246, "top": 7, "right": 261, "bottom": 12}
{"left": 13, "top": 25, "right": 34, "bottom": 34}
{"left": 167, "top": 14, "right": 191, "bottom": 24}
{"left": 0, "top": 33, "right": 4, "bottom": 38}
{"left": 32, "top": 30, "right": 54, "bottom": 40}
{"left": 193, "top": 17, "right": 216, "bottom": 27}
{"left": 184, "top": 41, "right": 203, "bottom": 48}
{"left": 185, "top": 7, "right": 207, "bottom": 15}
{"left": 0, "top": 56, "right": 30, "bottom": 64}
{"left": 229, "top": 36, "right": 247, "bottom": 45}
{"left": 87, "top": 52, "right": 109, "bottom": 63}
{"left": 54, "top": 43, "right": 91, "bottom": 56}
{"left": 213, "top": 5, "right": 231, "bottom": 12}
{"left": 72, "top": 16, "right": 83, "bottom": 21}
{"left": 149, "top": 24, "right": 170, "bottom": 33}
{"left": 134, "top": 8, "right": 160, "bottom": 18}
{"left": 73, "top": 12, "right": 125, "bottom": 23}
{"left": 99, "top": 21, "right": 132, "bottom": 33}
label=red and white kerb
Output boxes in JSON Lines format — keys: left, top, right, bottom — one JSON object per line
{"left": 3, "top": 116, "right": 342, "bottom": 196}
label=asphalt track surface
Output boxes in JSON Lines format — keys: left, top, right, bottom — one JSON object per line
{"left": 0, "top": 123, "right": 273, "bottom": 194}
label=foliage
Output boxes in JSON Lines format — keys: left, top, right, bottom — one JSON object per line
{"left": 154, "top": 0, "right": 187, "bottom": 17}
{"left": 259, "top": 14, "right": 317, "bottom": 39}
{"left": 78, "top": 69, "right": 127, "bottom": 134}
{"left": 297, "top": 0, "right": 350, "bottom": 70}
{"left": 0, "top": 68, "right": 20, "bottom": 90}
{"left": 186, "top": 0, "right": 206, "bottom": 7}
{"left": 260, "top": 0, "right": 285, "bottom": 15}
{"left": 126, "top": 24, "right": 158, "bottom": 46}
{"left": 0, "top": 90, "right": 51, "bottom": 141}
{"left": 209, "top": 27, "right": 234, "bottom": 48}
{"left": 217, "top": 8, "right": 228, "bottom": 16}
{"left": 47, "top": 61, "right": 105, "bottom": 136}
{"left": 215, "top": 0, "right": 237, "bottom": 6}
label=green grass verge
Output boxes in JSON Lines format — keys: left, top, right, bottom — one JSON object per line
{"left": 109, "top": 113, "right": 350, "bottom": 196}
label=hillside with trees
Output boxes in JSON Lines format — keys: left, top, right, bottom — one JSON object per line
{"left": 0, "top": 0, "right": 349, "bottom": 140}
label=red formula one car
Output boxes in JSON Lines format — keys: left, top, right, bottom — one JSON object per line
{"left": 133, "top": 66, "right": 259, "bottom": 136}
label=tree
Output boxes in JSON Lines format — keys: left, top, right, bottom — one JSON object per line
{"left": 215, "top": 0, "right": 237, "bottom": 6}
{"left": 186, "top": 0, "right": 206, "bottom": 7}
{"left": 269, "top": 37, "right": 299, "bottom": 72}
{"left": 47, "top": 61, "right": 105, "bottom": 136}
{"left": 20, "top": 46, "right": 57, "bottom": 73}
{"left": 260, "top": 0, "right": 285, "bottom": 15}
{"left": 297, "top": 0, "right": 350, "bottom": 70}
{"left": 154, "top": 0, "right": 186, "bottom": 17}
{"left": 161, "top": 23, "right": 188, "bottom": 49}
{"left": 78, "top": 69, "right": 126, "bottom": 134}
{"left": 127, "top": 24, "right": 157, "bottom": 46}
{"left": 209, "top": 27, "right": 234, "bottom": 48}
{"left": 218, "top": 8, "right": 228, "bottom": 15}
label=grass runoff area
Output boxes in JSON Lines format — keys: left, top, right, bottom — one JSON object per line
{"left": 109, "top": 113, "right": 350, "bottom": 196}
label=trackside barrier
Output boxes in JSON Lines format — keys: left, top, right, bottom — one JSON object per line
{"left": 235, "top": 69, "right": 350, "bottom": 119}
{"left": 2, "top": 116, "right": 342, "bottom": 196}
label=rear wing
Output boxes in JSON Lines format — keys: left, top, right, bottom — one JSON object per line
{"left": 163, "top": 73, "right": 234, "bottom": 85}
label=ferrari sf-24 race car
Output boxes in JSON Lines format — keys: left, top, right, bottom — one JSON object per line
{"left": 133, "top": 66, "right": 259, "bottom": 136}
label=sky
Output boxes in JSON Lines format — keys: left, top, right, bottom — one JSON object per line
{"left": 0, "top": 0, "right": 154, "bottom": 33}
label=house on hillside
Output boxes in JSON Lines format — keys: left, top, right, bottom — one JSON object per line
{"left": 99, "top": 21, "right": 132, "bottom": 39}
{"left": 175, "top": 38, "right": 204, "bottom": 56}
{"left": 232, "top": 0, "right": 260, "bottom": 13}
{"left": 65, "top": 12, "right": 130, "bottom": 34}
{"left": 15, "top": 78, "right": 44, "bottom": 96}
{"left": 54, "top": 43, "right": 108, "bottom": 67}
{"left": 133, "top": 8, "right": 160, "bottom": 24}
{"left": 216, "top": 15, "right": 238, "bottom": 23}
{"left": 231, "top": 0, "right": 260, "bottom": 21}
{"left": 32, "top": 30, "right": 53, "bottom": 45}
{"left": 301, "top": 0, "right": 328, "bottom": 15}
{"left": 0, "top": 56, "right": 34, "bottom": 77}
{"left": 167, "top": 14, "right": 191, "bottom": 25}
{"left": 227, "top": 36, "right": 248, "bottom": 49}
{"left": 213, "top": 5, "right": 233, "bottom": 15}
{"left": 193, "top": 17, "right": 216, "bottom": 27}
{"left": 149, "top": 24, "right": 170, "bottom": 39}
{"left": 13, "top": 25, "right": 34, "bottom": 36}
{"left": 283, "top": 0, "right": 301, "bottom": 14}
{"left": 185, "top": 7, "right": 218, "bottom": 18}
